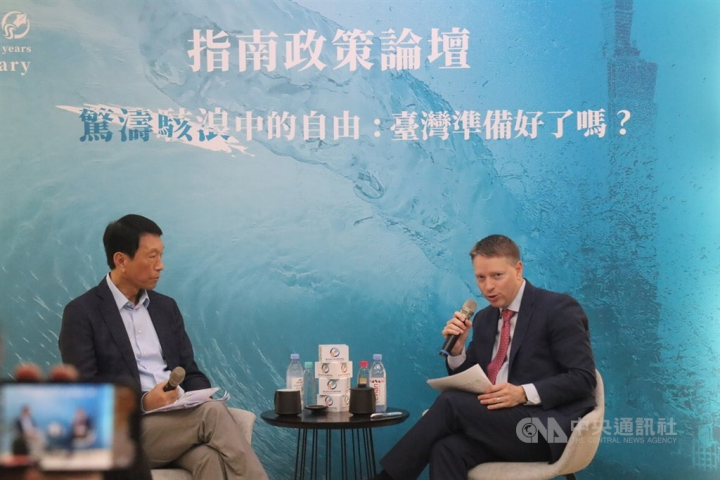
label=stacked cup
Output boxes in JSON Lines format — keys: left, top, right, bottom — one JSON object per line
{"left": 315, "top": 344, "right": 352, "bottom": 412}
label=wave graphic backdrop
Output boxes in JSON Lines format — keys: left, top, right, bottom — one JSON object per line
{"left": 1, "top": 0, "right": 718, "bottom": 478}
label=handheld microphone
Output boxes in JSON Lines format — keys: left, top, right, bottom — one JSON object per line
{"left": 439, "top": 300, "right": 477, "bottom": 357}
{"left": 163, "top": 367, "right": 186, "bottom": 392}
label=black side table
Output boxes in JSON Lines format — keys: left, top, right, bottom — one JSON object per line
{"left": 261, "top": 408, "right": 409, "bottom": 480}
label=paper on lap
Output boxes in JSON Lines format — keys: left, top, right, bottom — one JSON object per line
{"left": 145, "top": 387, "right": 230, "bottom": 414}
{"left": 426, "top": 364, "right": 492, "bottom": 394}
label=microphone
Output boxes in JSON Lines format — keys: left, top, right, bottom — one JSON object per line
{"left": 439, "top": 300, "right": 477, "bottom": 357}
{"left": 163, "top": 367, "right": 186, "bottom": 392}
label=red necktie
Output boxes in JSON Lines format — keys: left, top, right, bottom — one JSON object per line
{"left": 487, "top": 309, "right": 514, "bottom": 384}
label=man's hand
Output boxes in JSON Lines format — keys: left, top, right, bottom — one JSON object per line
{"left": 441, "top": 311, "right": 473, "bottom": 356}
{"left": 142, "top": 381, "right": 180, "bottom": 411}
{"left": 478, "top": 383, "right": 527, "bottom": 410}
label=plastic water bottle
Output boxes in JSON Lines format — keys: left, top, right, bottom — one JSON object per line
{"left": 356, "top": 360, "right": 370, "bottom": 387}
{"left": 369, "top": 354, "right": 387, "bottom": 412}
{"left": 303, "top": 361, "right": 316, "bottom": 408}
{"left": 286, "top": 353, "right": 304, "bottom": 397}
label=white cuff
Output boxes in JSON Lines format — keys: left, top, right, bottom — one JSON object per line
{"left": 446, "top": 348, "right": 467, "bottom": 370}
{"left": 522, "top": 384, "right": 542, "bottom": 405}
{"left": 140, "top": 392, "right": 150, "bottom": 413}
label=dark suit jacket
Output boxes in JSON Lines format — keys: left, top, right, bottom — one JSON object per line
{"left": 59, "top": 277, "right": 210, "bottom": 393}
{"left": 15, "top": 416, "right": 35, "bottom": 436}
{"left": 451, "top": 281, "right": 596, "bottom": 459}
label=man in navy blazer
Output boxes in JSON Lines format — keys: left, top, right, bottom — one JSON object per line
{"left": 60, "top": 276, "right": 210, "bottom": 394}
{"left": 59, "top": 214, "right": 267, "bottom": 480}
{"left": 376, "top": 235, "right": 596, "bottom": 480}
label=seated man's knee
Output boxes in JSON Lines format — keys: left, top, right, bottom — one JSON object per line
{"left": 197, "top": 402, "right": 242, "bottom": 443}
{"left": 197, "top": 447, "right": 223, "bottom": 467}
{"left": 202, "top": 401, "right": 227, "bottom": 413}
{"left": 430, "top": 390, "right": 471, "bottom": 417}
{"left": 200, "top": 401, "right": 231, "bottom": 421}
{"left": 436, "top": 390, "right": 471, "bottom": 406}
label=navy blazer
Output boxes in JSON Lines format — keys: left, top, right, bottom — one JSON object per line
{"left": 59, "top": 278, "right": 210, "bottom": 393}
{"left": 453, "top": 281, "right": 597, "bottom": 419}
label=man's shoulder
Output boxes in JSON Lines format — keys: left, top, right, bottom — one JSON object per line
{"left": 526, "top": 283, "right": 589, "bottom": 330}
{"left": 536, "top": 286, "right": 572, "bottom": 301}
{"left": 146, "top": 289, "right": 178, "bottom": 309}
{"left": 62, "top": 281, "right": 107, "bottom": 328}
{"left": 66, "top": 281, "right": 104, "bottom": 309}
{"left": 526, "top": 282, "right": 578, "bottom": 305}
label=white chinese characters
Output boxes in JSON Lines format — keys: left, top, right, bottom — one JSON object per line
{"left": 188, "top": 27, "right": 472, "bottom": 73}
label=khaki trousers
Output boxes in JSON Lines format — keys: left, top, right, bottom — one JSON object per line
{"left": 142, "top": 402, "right": 268, "bottom": 480}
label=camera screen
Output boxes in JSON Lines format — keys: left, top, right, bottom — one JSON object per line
{"left": 0, "top": 383, "right": 128, "bottom": 471}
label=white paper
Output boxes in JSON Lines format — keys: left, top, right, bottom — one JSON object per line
{"left": 144, "top": 387, "right": 230, "bottom": 414}
{"left": 427, "top": 364, "right": 492, "bottom": 394}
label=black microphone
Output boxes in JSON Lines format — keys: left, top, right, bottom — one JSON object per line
{"left": 439, "top": 300, "right": 477, "bottom": 357}
{"left": 163, "top": 366, "right": 186, "bottom": 392}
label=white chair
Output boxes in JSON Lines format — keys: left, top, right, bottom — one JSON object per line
{"left": 468, "top": 370, "right": 605, "bottom": 480}
{"left": 151, "top": 408, "right": 257, "bottom": 480}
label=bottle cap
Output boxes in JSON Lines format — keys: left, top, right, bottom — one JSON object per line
{"left": 360, "top": 360, "right": 369, "bottom": 367}
{"left": 290, "top": 353, "right": 300, "bottom": 360}
{"left": 304, "top": 361, "right": 313, "bottom": 368}
{"left": 373, "top": 354, "right": 382, "bottom": 361}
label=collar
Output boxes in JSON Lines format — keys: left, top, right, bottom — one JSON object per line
{"left": 504, "top": 279, "right": 526, "bottom": 314}
{"left": 106, "top": 273, "right": 150, "bottom": 310}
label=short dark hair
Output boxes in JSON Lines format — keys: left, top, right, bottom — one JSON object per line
{"left": 103, "top": 214, "right": 162, "bottom": 270}
{"left": 469, "top": 234, "right": 521, "bottom": 263}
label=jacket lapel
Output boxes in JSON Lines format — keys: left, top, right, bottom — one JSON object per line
{"left": 97, "top": 278, "right": 140, "bottom": 381}
{"left": 147, "top": 294, "right": 174, "bottom": 368}
{"left": 508, "top": 281, "right": 536, "bottom": 370}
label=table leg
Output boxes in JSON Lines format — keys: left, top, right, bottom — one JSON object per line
{"left": 351, "top": 428, "right": 360, "bottom": 480}
{"left": 368, "top": 428, "right": 377, "bottom": 477}
{"left": 340, "top": 429, "right": 348, "bottom": 480}
{"left": 361, "top": 428, "right": 370, "bottom": 477}
{"left": 311, "top": 429, "right": 319, "bottom": 479}
{"left": 294, "top": 429, "right": 306, "bottom": 480}
{"left": 325, "top": 429, "right": 332, "bottom": 480}
{"left": 360, "top": 428, "right": 377, "bottom": 478}
{"left": 290, "top": 425, "right": 381, "bottom": 480}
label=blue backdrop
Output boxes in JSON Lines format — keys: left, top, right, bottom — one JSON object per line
{"left": 1, "top": 0, "right": 718, "bottom": 478}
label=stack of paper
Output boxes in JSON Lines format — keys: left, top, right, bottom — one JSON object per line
{"left": 145, "top": 387, "right": 229, "bottom": 414}
{"left": 426, "top": 365, "right": 492, "bottom": 394}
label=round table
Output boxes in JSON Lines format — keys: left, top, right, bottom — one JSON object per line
{"left": 261, "top": 408, "right": 409, "bottom": 480}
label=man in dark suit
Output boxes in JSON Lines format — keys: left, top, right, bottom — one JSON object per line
{"left": 12, "top": 405, "right": 37, "bottom": 456}
{"left": 376, "top": 234, "right": 596, "bottom": 480}
{"left": 59, "top": 214, "right": 268, "bottom": 480}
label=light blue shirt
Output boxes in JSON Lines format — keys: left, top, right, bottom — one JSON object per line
{"left": 106, "top": 274, "right": 171, "bottom": 392}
